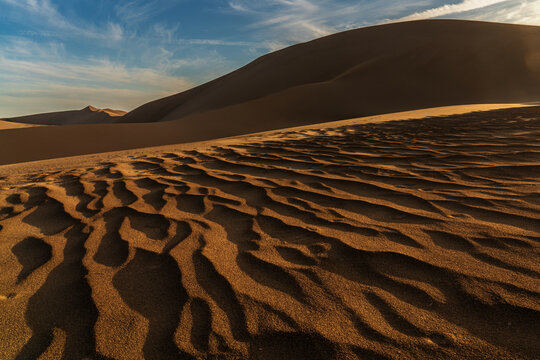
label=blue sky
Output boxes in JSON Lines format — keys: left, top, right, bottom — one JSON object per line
{"left": 0, "top": 0, "right": 538, "bottom": 117}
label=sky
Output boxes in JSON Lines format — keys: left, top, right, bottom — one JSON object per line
{"left": 0, "top": 0, "right": 538, "bottom": 117}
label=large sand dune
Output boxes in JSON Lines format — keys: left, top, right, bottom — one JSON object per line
{"left": 0, "top": 106, "right": 539, "bottom": 359}
{"left": 4, "top": 20, "right": 540, "bottom": 129}
{"left": 118, "top": 20, "right": 540, "bottom": 125}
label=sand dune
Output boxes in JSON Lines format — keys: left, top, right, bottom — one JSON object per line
{"left": 0, "top": 106, "right": 539, "bottom": 359}
{"left": 4, "top": 20, "right": 539, "bottom": 130}
{"left": 1, "top": 105, "right": 126, "bottom": 126}
{"left": 0, "top": 120, "right": 44, "bottom": 130}
{"left": 0, "top": 18, "right": 539, "bottom": 360}
{"left": 0, "top": 104, "right": 531, "bottom": 166}
{"left": 117, "top": 20, "right": 540, "bottom": 125}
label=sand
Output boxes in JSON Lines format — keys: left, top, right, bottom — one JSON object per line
{"left": 1, "top": 106, "right": 126, "bottom": 126}
{"left": 117, "top": 20, "right": 540, "bottom": 125}
{"left": 0, "top": 103, "right": 532, "bottom": 166}
{"left": 0, "top": 105, "right": 539, "bottom": 359}
{"left": 0, "top": 120, "right": 43, "bottom": 131}
{"left": 4, "top": 20, "right": 540, "bottom": 130}
{"left": 1, "top": 18, "right": 539, "bottom": 360}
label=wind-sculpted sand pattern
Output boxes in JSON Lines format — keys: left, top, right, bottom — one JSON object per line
{"left": 1, "top": 107, "right": 539, "bottom": 359}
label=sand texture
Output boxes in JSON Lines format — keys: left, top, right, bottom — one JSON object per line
{"left": 0, "top": 106, "right": 539, "bottom": 359}
{"left": 0, "top": 104, "right": 530, "bottom": 166}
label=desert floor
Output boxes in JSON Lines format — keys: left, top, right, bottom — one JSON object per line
{"left": 0, "top": 106, "right": 539, "bottom": 359}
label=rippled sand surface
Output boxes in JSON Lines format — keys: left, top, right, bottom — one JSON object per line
{"left": 1, "top": 106, "right": 539, "bottom": 359}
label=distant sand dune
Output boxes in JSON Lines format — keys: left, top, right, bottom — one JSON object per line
{"left": 1, "top": 105, "right": 126, "bottom": 126}
{"left": 1, "top": 106, "right": 538, "bottom": 359}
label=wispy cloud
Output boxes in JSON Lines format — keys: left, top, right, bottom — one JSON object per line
{"left": 228, "top": 0, "right": 339, "bottom": 43}
{"left": 114, "top": 1, "right": 166, "bottom": 23}
{"left": 0, "top": 35, "right": 196, "bottom": 117}
{"left": 0, "top": 0, "right": 124, "bottom": 41}
{"left": 227, "top": 1, "right": 453, "bottom": 47}
{"left": 397, "top": 0, "right": 508, "bottom": 21}
{"left": 449, "top": 0, "right": 540, "bottom": 26}
{"left": 229, "top": 0, "right": 538, "bottom": 52}
{"left": 0, "top": 57, "right": 192, "bottom": 90}
{"left": 181, "top": 39, "right": 256, "bottom": 46}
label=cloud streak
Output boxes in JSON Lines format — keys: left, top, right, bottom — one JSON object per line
{"left": 450, "top": 0, "right": 540, "bottom": 26}
{"left": 228, "top": 0, "right": 339, "bottom": 43}
{"left": 0, "top": 35, "right": 195, "bottom": 117}
{"left": 0, "top": 0, "right": 124, "bottom": 41}
{"left": 397, "top": 0, "right": 508, "bottom": 21}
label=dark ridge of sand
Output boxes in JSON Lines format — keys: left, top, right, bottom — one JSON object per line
{"left": 0, "top": 106, "right": 539, "bottom": 359}
{"left": 116, "top": 20, "right": 540, "bottom": 125}
{"left": 1, "top": 106, "right": 126, "bottom": 126}
{"left": 0, "top": 104, "right": 529, "bottom": 166}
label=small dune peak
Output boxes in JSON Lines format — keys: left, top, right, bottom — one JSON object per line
{"left": 83, "top": 105, "right": 126, "bottom": 117}
{"left": 83, "top": 105, "right": 99, "bottom": 112}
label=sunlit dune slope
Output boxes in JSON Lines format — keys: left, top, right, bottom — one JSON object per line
{"left": 0, "top": 120, "right": 44, "bottom": 130}
{"left": 118, "top": 20, "right": 540, "bottom": 125}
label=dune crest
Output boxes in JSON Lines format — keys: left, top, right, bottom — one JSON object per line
{"left": 0, "top": 106, "right": 538, "bottom": 359}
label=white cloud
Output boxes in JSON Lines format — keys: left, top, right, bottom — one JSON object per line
{"left": 115, "top": 0, "right": 170, "bottom": 23}
{"left": 397, "top": 0, "right": 509, "bottom": 21}
{"left": 107, "top": 23, "right": 124, "bottom": 42}
{"left": 0, "top": 35, "right": 196, "bottom": 117}
{"left": 454, "top": 0, "right": 540, "bottom": 26}
{"left": 0, "top": 56, "right": 191, "bottom": 90}
{"left": 228, "top": 1, "right": 251, "bottom": 13}
{"left": 227, "top": 1, "right": 450, "bottom": 47}
{"left": 230, "top": 0, "right": 538, "bottom": 53}
{"left": 228, "top": 0, "right": 340, "bottom": 44}
{"left": 181, "top": 39, "right": 256, "bottom": 46}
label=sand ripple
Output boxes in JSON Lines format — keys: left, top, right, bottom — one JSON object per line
{"left": 1, "top": 107, "right": 539, "bottom": 359}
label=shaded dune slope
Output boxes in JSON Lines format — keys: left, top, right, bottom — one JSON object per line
{"left": 0, "top": 106, "right": 539, "bottom": 359}
{"left": 0, "top": 105, "right": 530, "bottom": 166}
{"left": 2, "top": 106, "right": 126, "bottom": 126}
{"left": 119, "top": 20, "right": 540, "bottom": 125}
